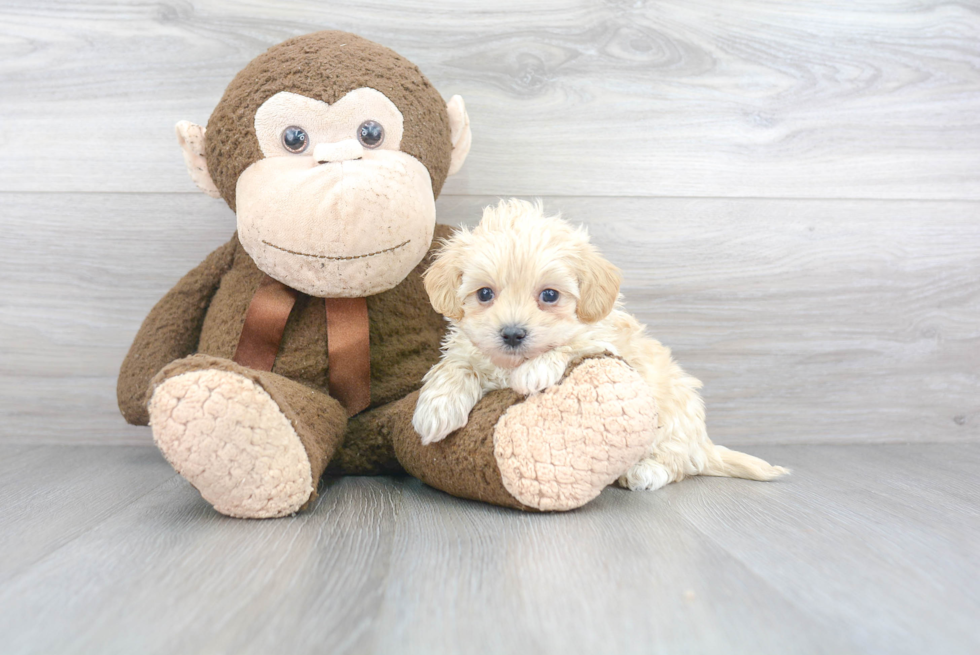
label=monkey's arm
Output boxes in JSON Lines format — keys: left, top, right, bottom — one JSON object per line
{"left": 117, "top": 237, "right": 239, "bottom": 425}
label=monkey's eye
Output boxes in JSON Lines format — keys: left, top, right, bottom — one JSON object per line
{"left": 477, "top": 287, "right": 494, "bottom": 303}
{"left": 357, "top": 120, "right": 385, "bottom": 149}
{"left": 540, "top": 289, "right": 559, "bottom": 304}
{"left": 282, "top": 126, "right": 309, "bottom": 153}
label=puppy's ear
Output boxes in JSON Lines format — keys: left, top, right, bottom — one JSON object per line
{"left": 423, "top": 249, "right": 465, "bottom": 320}
{"left": 576, "top": 247, "right": 622, "bottom": 323}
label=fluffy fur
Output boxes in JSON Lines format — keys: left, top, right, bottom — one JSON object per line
{"left": 413, "top": 199, "right": 789, "bottom": 491}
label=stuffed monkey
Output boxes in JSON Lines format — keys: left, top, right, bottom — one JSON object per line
{"left": 117, "top": 31, "right": 658, "bottom": 518}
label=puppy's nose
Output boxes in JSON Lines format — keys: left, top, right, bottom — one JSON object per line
{"left": 500, "top": 326, "right": 528, "bottom": 348}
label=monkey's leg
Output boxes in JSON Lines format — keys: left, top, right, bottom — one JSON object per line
{"left": 389, "top": 355, "right": 659, "bottom": 511}
{"left": 147, "top": 354, "right": 347, "bottom": 519}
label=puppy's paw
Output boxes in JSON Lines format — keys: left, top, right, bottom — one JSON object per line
{"left": 412, "top": 390, "right": 472, "bottom": 445}
{"left": 509, "top": 356, "right": 567, "bottom": 395}
{"left": 618, "top": 458, "right": 672, "bottom": 491}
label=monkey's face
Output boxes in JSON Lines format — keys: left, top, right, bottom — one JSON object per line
{"left": 234, "top": 89, "right": 435, "bottom": 298}
{"left": 177, "top": 31, "right": 472, "bottom": 298}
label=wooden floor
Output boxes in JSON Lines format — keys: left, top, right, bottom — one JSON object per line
{"left": 2, "top": 1, "right": 979, "bottom": 653}
{"left": 0, "top": 443, "right": 977, "bottom": 654}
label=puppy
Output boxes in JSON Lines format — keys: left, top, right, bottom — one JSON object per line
{"left": 412, "top": 199, "right": 788, "bottom": 491}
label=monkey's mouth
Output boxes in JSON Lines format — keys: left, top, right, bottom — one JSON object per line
{"left": 262, "top": 239, "right": 411, "bottom": 261}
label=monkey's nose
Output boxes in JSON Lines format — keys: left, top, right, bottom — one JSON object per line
{"left": 314, "top": 139, "right": 364, "bottom": 164}
{"left": 500, "top": 326, "right": 528, "bottom": 348}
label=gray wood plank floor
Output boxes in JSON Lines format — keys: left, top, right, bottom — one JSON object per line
{"left": 0, "top": 443, "right": 976, "bottom": 655}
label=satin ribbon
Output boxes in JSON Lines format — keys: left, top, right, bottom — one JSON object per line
{"left": 233, "top": 275, "right": 371, "bottom": 416}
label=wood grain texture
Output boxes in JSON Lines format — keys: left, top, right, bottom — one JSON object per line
{"left": 0, "top": 445, "right": 175, "bottom": 583}
{"left": 0, "top": 0, "right": 978, "bottom": 198}
{"left": 0, "top": 472, "right": 403, "bottom": 654}
{"left": 2, "top": 192, "right": 976, "bottom": 445}
{"left": 0, "top": 444, "right": 976, "bottom": 654}
{"left": 364, "top": 479, "right": 853, "bottom": 655}
{"left": 0, "top": 445, "right": 39, "bottom": 460}
{"left": 676, "top": 444, "right": 980, "bottom": 655}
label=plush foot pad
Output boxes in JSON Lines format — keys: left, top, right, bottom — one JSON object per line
{"left": 148, "top": 369, "right": 314, "bottom": 519}
{"left": 493, "top": 357, "right": 658, "bottom": 511}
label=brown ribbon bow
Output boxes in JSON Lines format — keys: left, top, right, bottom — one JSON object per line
{"left": 233, "top": 275, "right": 371, "bottom": 417}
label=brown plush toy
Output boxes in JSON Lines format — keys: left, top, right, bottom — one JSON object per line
{"left": 118, "top": 31, "right": 658, "bottom": 518}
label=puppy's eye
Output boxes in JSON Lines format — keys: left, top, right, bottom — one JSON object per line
{"left": 357, "top": 120, "right": 385, "bottom": 149}
{"left": 282, "top": 126, "right": 309, "bottom": 153}
{"left": 477, "top": 287, "right": 494, "bottom": 303}
{"left": 540, "top": 289, "right": 559, "bottom": 304}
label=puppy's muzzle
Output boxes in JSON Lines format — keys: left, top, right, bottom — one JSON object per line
{"left": 500, "top": 325, "right": 528, "bottom": 349}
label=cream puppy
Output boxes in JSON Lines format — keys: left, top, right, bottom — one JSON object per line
{"left": 412, "top": 199, "right": 788, "bottom": 491}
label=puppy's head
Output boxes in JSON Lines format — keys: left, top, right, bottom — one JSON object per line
{"left": 425, "top": 199, "right": 621, "bottom": 368}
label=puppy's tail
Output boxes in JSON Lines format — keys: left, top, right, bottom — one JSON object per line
{"left": 702, "top": 445, "right": 790, "bottom": 481}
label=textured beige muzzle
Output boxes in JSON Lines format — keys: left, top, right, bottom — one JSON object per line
{"left": 235, "top": 151, "right": 436, "bottom": 298}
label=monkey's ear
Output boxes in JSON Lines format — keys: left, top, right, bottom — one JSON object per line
{"left": 175, "top": 121, "right": 221, "bottom": 198}
{"left": 446, "top": 95, "right": 472, "bottom": 176}
{"left": 576, "top": 248, "right": 622, "bottom": 324}
{"left": 423, "top": 249, "right": 465, "bottom": 320}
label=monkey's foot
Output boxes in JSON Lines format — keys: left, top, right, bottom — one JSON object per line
{"left": 492, "top": 357, "right": 658, "bottom": 511}
{"left": 148, "top": 368, "right": 314, "bottom": 519}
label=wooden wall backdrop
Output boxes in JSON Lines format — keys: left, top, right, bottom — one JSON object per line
{"left": 1, "top": 0, "right": 978, "bottom": 445}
